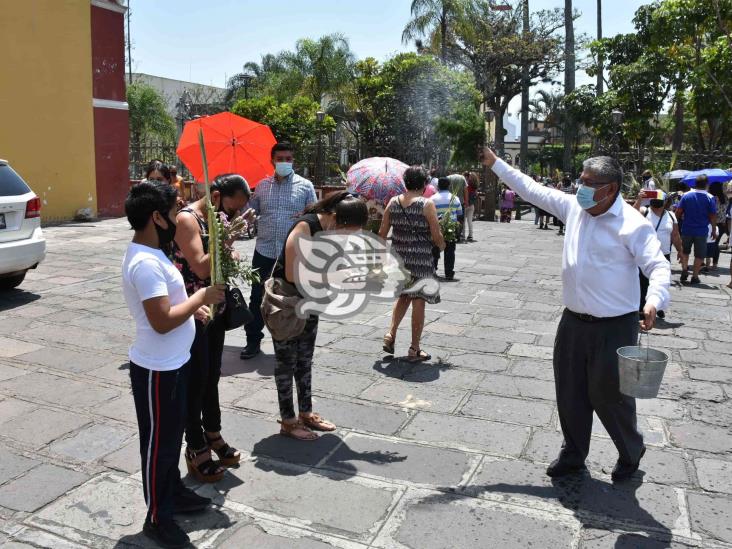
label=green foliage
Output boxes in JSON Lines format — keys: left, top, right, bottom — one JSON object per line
{"left": 351, "top": 52, "right": 481, "bottom": 165}
{"left": 435, "top": 103, "right": 484, "bottom": 166}
{"left": 583, "top": 0, "right": 732, "bottom": 152}
{"left": 227, "top": 34, "right": 355, "bottom": 108}
{"left": 127, "top": 82, "right": 176, "bottom": 144}
{"left": 445, "top": 1, "right": 565, "bottom": 152}
{"left": 231, "top": 95, "right": 336, "bottom": 166}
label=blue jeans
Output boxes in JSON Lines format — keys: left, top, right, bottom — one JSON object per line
{"left": 245, "top": 250, "right": 277, "bottom": 347}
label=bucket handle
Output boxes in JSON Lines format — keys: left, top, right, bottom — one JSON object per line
{"left": 635, "top": 330, "right": 650, "bottom": 381}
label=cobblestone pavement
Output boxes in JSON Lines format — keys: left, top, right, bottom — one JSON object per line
{"left": 0, "top": 216, "right": 731, "bottom": 548}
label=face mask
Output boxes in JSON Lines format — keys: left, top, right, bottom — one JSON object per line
{"left": 154, "top": 212, "right": 176, "bottom": 246}
{"left": 275, "top": 162, "right": 293, "bottom": 177}
{"left": 576, "top": 184, "right": 610, "bottom": 210}
{"left": 642, "top": 176, "right": 651, "bottom": 182}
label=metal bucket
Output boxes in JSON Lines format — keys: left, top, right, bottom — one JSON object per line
{"left": 617, "top": 333, "right": 669, "bottom": 399}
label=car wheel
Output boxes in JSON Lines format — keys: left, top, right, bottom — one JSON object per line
{"left": 0, "top": 272, "right": 26, "bottom": 290}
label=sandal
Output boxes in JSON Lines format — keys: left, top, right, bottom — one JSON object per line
{"left": 205, "top": 433, "right": 241, "bottom": 467}
{"left": 383, "top": 333, "right": 395, "bottom": 355}
{"left": 299, "top": 413, "right": 336, "bottom": 432}
{"left": 278, "top": 420, "right": 318, "bottom": 441}
{"left": 407, "top": 345, "right": 431, "bottom": 362}
{"left": 185, "top": 447, "right": 225, "bottom": 483}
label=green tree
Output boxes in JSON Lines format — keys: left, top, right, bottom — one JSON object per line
{"left": 401, "top": 0, "right": 468, "bottom": 63}
{"left": 231, "top": 95, "right": 336, "bottom": 168}
{"left": 227, "top": 34, "right": 355, "bottom": 108}
{"left": 447, "top": 1, "right": 565, "bottom": 154}
{"left": 349, "top": 53, "right": 481, "bottom": 165}
{"left": 127, "top": 82, "right": 175, "bottom": 147}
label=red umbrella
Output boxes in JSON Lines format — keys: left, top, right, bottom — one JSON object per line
{"left": 177, "top": 112, "right": 276, "bottom": 188}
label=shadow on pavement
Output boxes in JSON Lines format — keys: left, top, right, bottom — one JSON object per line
{"left": 220, "top": 345, "right": 274, "bottom": 378}
{"left": 0, "top": 289, "right": 41, "bottom": 312}
{"left": 113, "top": 508, "right": 236, "bottom": 548}
{"left": 251, "top": 433, "right": 405, "bottom": 479}
{"left": 421, "top": 473, "right": 674, "bottom": 548}
{"left": 371, "top": 356, "right": 454, "bottom": 381}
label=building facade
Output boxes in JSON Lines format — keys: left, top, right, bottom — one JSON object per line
{"left": 0, "top": 0, "right": 128, "bottom": 222}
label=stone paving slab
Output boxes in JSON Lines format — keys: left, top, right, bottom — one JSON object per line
{"left": 1, "top": 216, "right": 730, "bottom": 547}
{"left": 324, "top": 433, "right": 475, "bottom": 485}
{"left": 216, "top": 460, "right": 398, "bottom": 540}
{"left": 400, "top": 411, "right": 530, "bottom": 456}
{"left": 390, "top": 492, "right": 577, "bottom": 549}
{"left": 0, "top": 464, "right": 88, "bottom": 512}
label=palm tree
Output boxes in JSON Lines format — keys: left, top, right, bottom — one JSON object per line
{"left": 563, "top": 0, "right": 576, "bottom": 172}
{"left": 596, "top": 0, "right": 603, "bottom": 95}
{"left": 227, "top": 35, "right": 355, "bottom": 108}
{"left": 402, "top": 0, "right": 467, "bottom": 63}
{"left": 283, "top": 33, "right": 356, "bottom": 105}
{"left": 529, "top": 89, "right": 565, "bottom": 144}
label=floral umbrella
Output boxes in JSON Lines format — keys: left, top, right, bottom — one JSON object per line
{"left": 347, "top": 157, "right": 408, "bottom": 206}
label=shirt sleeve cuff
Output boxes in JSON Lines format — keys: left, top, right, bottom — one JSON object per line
{"left": 645, "top": 295, "right": 662, "bottom": 311}
{"left": 491, "top": 158, "right": 510, "bottom": 179}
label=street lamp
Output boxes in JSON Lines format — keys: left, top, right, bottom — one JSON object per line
{"left": 316, "top": 110, "right": 325, "bottom": 186}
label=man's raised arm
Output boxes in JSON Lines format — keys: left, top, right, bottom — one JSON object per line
{"left": 482, "top": 148, "right": 573, "bottom": 222}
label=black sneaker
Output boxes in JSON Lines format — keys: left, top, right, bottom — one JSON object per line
{"left": 174, "top": 485, "right": 210, "bottom": 514}
{"left": 611, "top": 446, "right": 646, "bottom": 482}
{"left": 680, "top": 271, "right": 688, "bottom": 283}
{"left": 467, "top": 236, "right": 475, "bottom": 242}
{"left": 546, "top": 458, "right": 587, "bottom": 478}
{"left": 240, "top": 343, "right": 261, "bottom": 360}
{"left": 143, "top": 519, "right": 190, "bottom": 548}
{"left": 690, "top": 276, "right": 701, "bottom": 285}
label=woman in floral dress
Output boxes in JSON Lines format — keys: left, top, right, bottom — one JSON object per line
{"left": 379, "top": 166, "right": 445, "bottom": 361}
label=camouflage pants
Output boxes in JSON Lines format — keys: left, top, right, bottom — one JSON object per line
{"left": 273, "top": 316, "right": 319, "bottom": 420}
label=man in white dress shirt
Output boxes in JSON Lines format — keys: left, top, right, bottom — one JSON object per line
{"left": 482, "top": 149, "right": 670, "bottom": 482}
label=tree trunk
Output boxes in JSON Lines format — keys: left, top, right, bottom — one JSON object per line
{"left": 671, "top": 91, "right": 684, "bottom": 154}
{"left": 440, "top": 7, "right": 448, "bottom": 63}
{"left": 563, "top": 0, "right": 575, "bottom": 173}
{"left": 520, "top": 0, "right": 530, "bottom": 172}
{"left": 495, "top": 109, "right": 506, "bottom": 157}
{"left": 596, "top": 0, "right": 603, "bottom": 95}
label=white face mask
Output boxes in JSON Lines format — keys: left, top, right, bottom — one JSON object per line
{"left": 275, "top": 162, "right": 293, "bottom": 177}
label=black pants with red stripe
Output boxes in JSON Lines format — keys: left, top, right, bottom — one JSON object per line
{"left": 130, "top": 361, "right": 189, "bottom": 524}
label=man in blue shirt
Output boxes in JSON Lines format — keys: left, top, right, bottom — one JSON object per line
{"left": 676, "top": 174, "right": 717, "bottom": 284}
{"left": 241, "top": 142, "right": 317, "bottom": 359}
{"left": 430, "top": 177, "right": 463, "bottom": 280}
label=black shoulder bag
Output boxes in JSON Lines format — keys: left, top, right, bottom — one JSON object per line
{"left": 222, "top": 286, "right": 254, "bottom": 331}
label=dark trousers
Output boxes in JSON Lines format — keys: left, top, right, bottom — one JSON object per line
{"left": 185, "top": 318, "right": 226, "bottom": 450}
{"left": 639, "top": 254, "right": 670, "bottom": 311}
{"left": 130, "top": 361, "right": 189, "bottom": 524}
{"left": 432, "top": 241, "right": 456, "bottom": 278}
{"left": 245, "top": 250, "right": 278, "bottom": 346}
{"left": 273, "top": 316, "right": 318, "bottom": 419}
{"left": 553, "top": 309, "right": 644, "bottom": 466}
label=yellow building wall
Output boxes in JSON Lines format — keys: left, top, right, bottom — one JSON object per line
{"left": 0, "top": 0, "right": 97, "bottom": 222}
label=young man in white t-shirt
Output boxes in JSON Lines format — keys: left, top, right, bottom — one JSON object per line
{"left": 122, "top": 182, "right": 224, "bottom": 548}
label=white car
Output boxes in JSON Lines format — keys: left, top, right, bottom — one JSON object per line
{"left": 0, "top": 159, "right": 46, "bottom": 290}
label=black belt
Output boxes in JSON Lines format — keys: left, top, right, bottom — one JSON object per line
{"left": 566, "top": 309, "right": 637, "bottom": 323}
